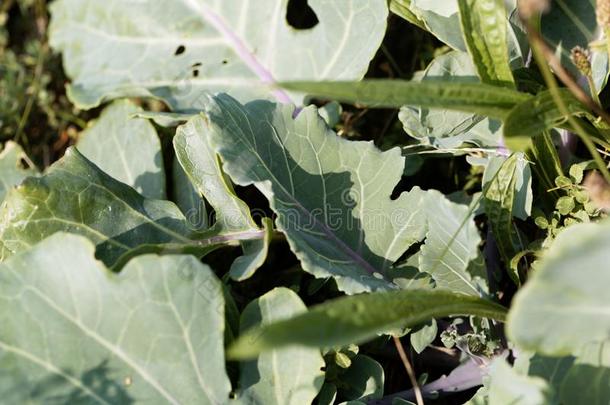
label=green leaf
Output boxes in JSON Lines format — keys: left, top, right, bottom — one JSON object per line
{"left": 508, "top": 222, "right": 610, "bottom": 357}
{"left": 483, "top": 153, "right": 533, "bottom": 221}
{"left": 483, "top": 154, "right": 527, "bottom": 270}
{"left": 389, "top": 0, "right": 427, "bottom": 31}
{"left": 77, "top": 100, "right": 166, "bottom": 199}
{"left": 281, "top": 80, "right": 531, "bottom": 120}
{"left": 487, "top": 359, "right": 551, "bottom": 405}
{"left": 237, "top": 288, "right": 324, "bottom": 405}
{"left": 397, "top": 0, "right": 466, "bottom": 51}
{"left": 48, "top": 0, "right": 388, "bottom": 109}
{"left": 204, "top": 94, "right": 432, "bottom": 293}
{"left": 174, "top": 114, "right": 270, "bottom": 280}
{"left": 398, "top": 51, "right": 502, "bottom": 149}
{"left": 0, "top": 147, "right": 263, "bottom": 269}
{"left": 410, "top": 319, "right": 438, "bottom": 354}
{"left": 503, "top": 90, "right": 589, "bottom": 151}
{"left": 0, "top": 141, "right": 37, "bottom": 204}
{"left": 541, "top": 0, "right": 609, "bottom": 95}
{"left": 228, "top": 289, "right": 507, "bottom": 359}
{"left": 0, "top": 233, "right": 232, "bottom": 404}
{"left": 458, "top": 0, "right": 515, "bottom": 87}
{"left": 172, "top": 155, "right": 208, "bottom": 230}
{"left": 336, "top": 355, "right": 384, "bottom": 401}
{"left": 420, "top": 190, "right": 486, "bottom": 296}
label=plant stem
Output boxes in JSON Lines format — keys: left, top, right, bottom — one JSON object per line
{"left": 525, "top": 20, "right": 610, "bottom": 184}
{"left": 393, "top": 336, "right": 424, "bottom": 405}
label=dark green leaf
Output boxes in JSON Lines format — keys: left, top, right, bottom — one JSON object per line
{"left": 228, "top": 289, "right": 507, "bottom": 359}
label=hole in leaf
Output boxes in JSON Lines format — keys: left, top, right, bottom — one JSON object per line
{"left": 286, "top": 0, "right": 319, "bottom": 29}
{"left": 222, "top": 59, "right": 228, "bottom": 65}
{"left": 192, "top": 62, "right": 202, "bottom": 68}
{"left": 174, "top": 45, "right": 186, "bottom": 56}
{"left": 18, "top": 157, "right": 31, "bottom": 170}
{"left": 192, "top": 69, "right": 200, "bottom": 77}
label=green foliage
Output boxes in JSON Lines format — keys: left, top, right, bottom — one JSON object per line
{"left": 4, "top": 0, "right": 610, "bottom": 403}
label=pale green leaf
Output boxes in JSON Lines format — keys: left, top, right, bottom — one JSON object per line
{"left": 389, "top": 0, "right": 427, "bottom": 30}
{"left": 228, "top": 289, "right": 507, "bottom": 359}
{"left": 49, "top": 0, "right": 388, "bottom": 109}
{"left": 398, "top": 51, "right": 502, "bottom": 149}
{"left": 203, "top": 94, "right": 432, "bottom": 293}
{"left": 281, "top": 80, "right": 532, "bottom": 120}
{"left": 488, "top": 359, "right": 550, "bottom": 405}
{"left": 0, "top": 148, "right": 264, "bottom": 269}
{"left": 0, "top": 141, "right": 37, "bottom": 204}
{"left": 410, "top": 319, "right": 438, "bottom": 354}
{"left": 77, "top": 100, "right": 166, "bottom": 199}
{"left": 172, "top": 155, "right": 208, "bottom": 230}
{"left": 336, "top": 355, "right": 384, "bottom": 401}
{"left": 508, "top": 222, "right": 610, "bottom": 357}
{"left": 0, "top": 233, "right": 231, "bottom": 404}
{"left": 406, "top": 0, "right": 466, "bottom": 51}
{"left": 237, "top": 288, "right": 324, "bottom": 405}
{"left": 420, "top": 190, "right": 486, "bottom": 296}
{"left": 174, "top": 114, "right": 270, "bottom": 280}
{"left": 482, "top": 153, "right": 532, "bottom": 221}
{"left": 458, "top": 0, "right": 514, "bottom": 87}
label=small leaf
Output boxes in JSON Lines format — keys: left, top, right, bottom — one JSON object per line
{"left": 410, "top": 319, "right": 438, "bottom": 354}
{"left": 281, "top": 80, "right": 531, "bottom": 120}
{"left": 77, "top": 99, "right": 166, "bottom": 199}
{"left": 0, "top": 233, "right": 232, "bottom": 404}
{"left": 0, "top": 141, "right": 37, "bottom": 204}
{"left": 336, "top": 355, "right": 384, "bottom": 401}
{"left": 228, "top": 289, "right": 507, "bottom": 359}
{"left": 237, "top": 288, "right": 324, "bottom": 405}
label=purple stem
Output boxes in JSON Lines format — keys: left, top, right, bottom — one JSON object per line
{"left": 189, "top": 1, "right": 294, "bottom": 105}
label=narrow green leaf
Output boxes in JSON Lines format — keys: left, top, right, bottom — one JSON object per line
{"left": 228, "top": 289, "right": 507, "bottom": 359}
{"left": 281, "top": 80, "right": 531, "bottom": 120}
{"left": 503, "top": 90, "right": 589, "bottom": 151}
{"left": 508, "top": 222, "right": 610, "bottom": 357}
{"left": 237, "top": 288, "right": 324, "bottom": 405}
{"left": 0, "top": 148, "right": 263, "bottom": 269}
{"left": 0, "top": 233, "right": 232, "bottom": 404}
{"left": 0, "top": 141, "right": 37, "bottom": 204}
{"left": 458, "top": 0, "right": 515, "bottom": 87}
{"left": 77, "top": 99, "right": 166, "bottom": 199}
{"left": 483, "top": 154, "right": 524, "bottom": 272}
